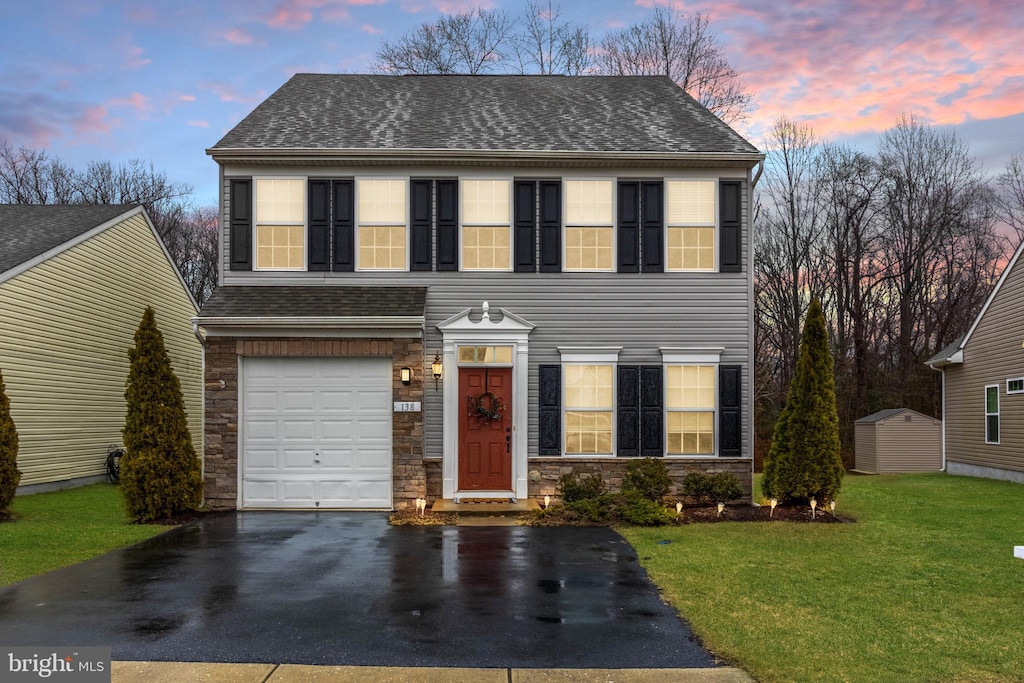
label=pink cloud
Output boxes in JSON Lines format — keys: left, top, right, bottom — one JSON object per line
{"left": 108, "top": 92, "right": 149, "bottom": 111}
{"left": 360, "top": 23, "right": 382, "bottom": 35}
{"left": 180, "top": 94, "right": 196, "bottom": 102}
{"left": 199, "top": 82, "right": 265, "bottom": 105}
{"left": 72, "top": 105, "right": 116, "bottom": 140}
{"left": 224, "top": 28, "right": 257, "bottom": 45}
{"left": 126, "top": 5, "right": 157, "bottom": 23}
{"left": 431, "top": 0, "right": 495, "bottom": 11}
{"left": 188, "top": 120, "right": 211, "bottom": 128}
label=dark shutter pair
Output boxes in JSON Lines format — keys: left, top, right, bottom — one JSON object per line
{"left": 514, "top": 180, "right": 561, "bottom": 272}
{"left": 306, "top": 178, "right": 355, "bottom": 271}
{"left": 538, "top": 363, "right": 743, "bottom": 457}
{"left": 617, "top": 181, "right": 664, "bottom": 273}
{"left": 408, "top": 178, "right": 461, "bottom": 271}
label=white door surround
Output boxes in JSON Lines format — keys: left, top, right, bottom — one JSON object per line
{"left": 437, "top": 302, "right": 534, "bottom": 500}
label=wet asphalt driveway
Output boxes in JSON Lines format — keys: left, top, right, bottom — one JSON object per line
{"left": 0, "top": 513, "right": 717, "bottom": 668}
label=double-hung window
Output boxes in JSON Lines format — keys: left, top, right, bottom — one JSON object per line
{"left": 255, "top": 178, "right": 305, "bottom": 270}
{"left": 986, "top": 384, "right": 1000, "bottom": 444}
{"left": 666, "top": 365, "right": 716, "bottom": 454}
{"left": 666, "top": 180, "right": 716, "bottom": 271}
{"left": 462, "top": 179, "right": 511, "bottom": 270}
{"left": 357, "top": 178, "right": 407, "bottom": 270}
{"left": 564, "top": 364, "right": 614, "bottom": 455}
{"left": 564, "top": 179, "right": 614, "bottom": 271}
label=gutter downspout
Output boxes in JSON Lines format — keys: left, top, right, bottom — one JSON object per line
{"left": 751, "top": 159, "right": 764, "bottom": 188}
{"left": 927, "top": 361, "right": 947, "bottom": 472}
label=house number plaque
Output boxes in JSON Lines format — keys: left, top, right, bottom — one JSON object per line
{"left": 394, "top": 402, "right": 421, "bottom": 412}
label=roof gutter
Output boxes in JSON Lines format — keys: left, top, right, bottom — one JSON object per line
{"left": 193, "top": 315, "right": 425, "bottom": 329}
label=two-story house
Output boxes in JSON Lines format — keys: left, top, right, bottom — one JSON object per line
{"left": 196, "top": 74, "right": 763, "bottom": 511}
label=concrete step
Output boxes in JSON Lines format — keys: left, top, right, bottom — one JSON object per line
{"left": 431, "top": 498, "right": 540, "bottom": 516}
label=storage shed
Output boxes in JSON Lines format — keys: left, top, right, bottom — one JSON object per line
{"left": 855, "top": 408, "right": 942, "bottom": 473}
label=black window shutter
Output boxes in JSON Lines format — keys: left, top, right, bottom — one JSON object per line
{"left": 539, "top": 180, "right": 562, "bottom": 272}
{"left": 617, "top": 366, "right": 640, "bottom": 457}
{"left": 436, "top": 179, "right": 458, "bottom": 271}
{"left": 719, "top": 365, "right": 742, "bottom": 456}
{"left": 719, "top": 180, "right": 742, "bottom": 273}
{"left": 331, "top": 179, "right": 354, "bottom": 271}
{"left": 514, "top": 180, "right": 536, "bottom": 272}
{"left": 640, "top": 365, "right": 664, "bottom": 456}
{"left": 410, "top": 179, "right": 433, "bottom": 271}
{"left": 228, "top": 178, "right": 252, "bottom": 271}
{"left": 539, "top": 365, "right": 562, "bottom": 455}
{"left": 307, "top": 179, "right": 330, "bottom": 271}
{"left": 617, "top": 181, "right": 640, "bottom": 273}
{"left": 641, "top": 181, "right": 664, "bottom": 273}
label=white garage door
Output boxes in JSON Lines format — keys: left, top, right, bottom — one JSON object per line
{"left": 241, "top": 357, "right": 393, "bottom": 509}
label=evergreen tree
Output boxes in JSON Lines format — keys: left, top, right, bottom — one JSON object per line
{"left": 763, "top": 298, "right": 844, "bottom": 504}
{"left": 0, "top": 368, "right": 20, "bottom": 517}
{"left": 121, "top": 307, "right": 202, "bottom": 521}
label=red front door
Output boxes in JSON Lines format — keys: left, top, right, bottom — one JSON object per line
{"left": 458, "top": 366, "right": 512, "bottom": 491}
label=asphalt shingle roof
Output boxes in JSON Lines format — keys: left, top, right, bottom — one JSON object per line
{"left": 198, "top": 286, "right": 428, "bottom": 318}
{"left": 855, "top": 408, "right": 909, "bottom": 424}
{"left": 927, "top": 336, "right": 965, "bottom": 365}
{"left": 0, "top": 204, "right": 135, "bottom": 275}
{"left": 210, "top": 74, "right": 759, "bottom": 156}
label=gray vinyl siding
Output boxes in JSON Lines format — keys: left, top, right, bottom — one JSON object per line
{"left": 215, "top": 165, "right": 753, "bottom": 460}
{"left": 943, "top": 250, "right": 1024, "bottom": 474}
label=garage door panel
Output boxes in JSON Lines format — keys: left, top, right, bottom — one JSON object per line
{"left": 242, "top": 357, "right": 393, "bottom": 510}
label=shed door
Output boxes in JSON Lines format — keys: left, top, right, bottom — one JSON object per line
{"left": 241, "top": 357, "right": 392, "bottom": 509}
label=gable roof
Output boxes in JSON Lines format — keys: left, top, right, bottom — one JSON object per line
{"left": 0, "top": 204, "right": 137, "bottom": 276}
{"left": 208, "top": 74, "right": 761, "bottom": 161}
{"left": 855, "top": 408, "right": 938, "bottom": 424}
{"left": 926, "top": 238, "right": 1024, "bottom": 368}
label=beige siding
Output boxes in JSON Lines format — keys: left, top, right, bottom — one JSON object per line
{"left": 944, "top": 251, "right": 1024, "bottom": 473}
{"left": 854, "top": 423, "right": 877, "bottom": 472}
{"left": 875, "top": 413, "right": 942, "bottom": 472}
{"left": 0, "top": 213, "right": 203, "bottom": 486}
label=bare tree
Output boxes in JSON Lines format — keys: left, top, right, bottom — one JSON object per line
{"left": 596, "top": 8, "right": 755, "bottom": 123}
{"left": 372, "top": 9, "right": 513, "bottom": 75}
{"left": 511, "top": 1, "right": 591, "bottom": 75}
{"left": 995, "top": 153, "right": 1024, "bottom": 248}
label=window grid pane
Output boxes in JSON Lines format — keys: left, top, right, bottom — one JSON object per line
{"left": 255, "top": 179, "right": 304, "bottom": 223}
{"left": 462, "top": 226, "right": 510, "bottom": 270}
{"left": 667, "top": 411, "right": 714, "bottom": 455}
{"left": 458, "top": 346, "right": 513, "bottom": 364}
{"left": 667, "top": 365, "right": 715, "bottom": 409}
{"left": 256, "top": 223, "right": 304, "bottom": 269}
{"left": 565, "top": 365, "right": 614, "bottom": 409}
{"left": 668, "top": 227, "right": 715, "bottom": 271}
{"left": 358, "top": 225, "right": 406, "bottom": 270}
{"left": 565, "top": 180, "right": 613, "bottom": 225}
{"left": 565, "top": 227, "right": 614, "bottom": 270}
{"left": 667, "top": 180, "right": 715, "bottom": 225}
{"left": 463, "top": 179, "right": 510, "bottom": 224}
{"left": 357, "top": 179, "right": 406, "bottom": 223}
{"left": 565, "top": 411, "right": 613, "bottom": 454}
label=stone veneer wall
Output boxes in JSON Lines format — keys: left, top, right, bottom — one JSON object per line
{"left": 203, "top": 336, "right": 425, "bottom": 511}
{"left": 424, "top": 457, "right": 752, "bottom": 504}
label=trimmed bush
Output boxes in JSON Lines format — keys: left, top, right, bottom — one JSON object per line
{"left": 622, "top": 457, "right": 673, "bottom": 501}
{"left": 617, "top": 493, "right": 676, "bottom": 526}
{"left": 557, "top": 472, "right": 606, "bottom": 503}
{"left": 0, "top": 368, "right": 20, "bottom": 516}
{"left": 762, "top": 299, "right": 844, "bottom": 504}
{"left": 681, "top": 472, "right": 743, "bottom": 505}
{"left": 120, "top": 307, "right": 202, "bottom": 522}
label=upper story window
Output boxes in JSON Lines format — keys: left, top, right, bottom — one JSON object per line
{"left": 462, "top": 179, "right": 511, "bottom": 271}
{"left": 357, "top": 178, "right": 407, "bottom": 270}
{"left": 666, "top": 180, "right": 716, "bottom": 271}
{"left": 666, "top": 364, "right": 716, "bottom": 454}
{"left": 255, "top": 178, "right": 305, "bottom": 270}
{"left": 1007, "top": 377, "right": 1024, "bottom": 394}
{"left": 564, "top": 180, "right": 614, "bottom": 271}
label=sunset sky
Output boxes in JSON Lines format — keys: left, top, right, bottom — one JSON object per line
{"left": 2, "top": 0, "right": 1022, "bottom": 205}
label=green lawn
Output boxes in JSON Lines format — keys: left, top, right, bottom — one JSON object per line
{"left": 0, "top": 484, "right": 170, "bottom": 586}
{"left": 621, "top": 473, "right": 1024, "bottom": 683}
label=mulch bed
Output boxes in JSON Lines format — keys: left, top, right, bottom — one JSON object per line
{"left": 683, "top": 504, "right": 853, "bottom": 524}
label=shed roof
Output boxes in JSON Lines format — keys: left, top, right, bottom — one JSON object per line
{"left": 856, "top": 408, "right": 939, "bottom": 424}
{"left": 209, "top": 74, "right": 760, "bottom": 158}
{"left": 0, "top": 204, "right": 136, "bottom": 275}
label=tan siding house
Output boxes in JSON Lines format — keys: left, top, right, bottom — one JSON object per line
{"left": 927, "top": 239, "right": 1024, "bottom": 483}
{"left": 0, "top": 205, "right": 202, "bottom": 490}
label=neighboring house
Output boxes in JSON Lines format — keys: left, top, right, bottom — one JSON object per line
{"left": 197, "top": 74, "right": 763, "bottom": 511}
{"left": 927, "top": 239, "right": 1024, "bottom": 484}
{"left": 0, "top": 205, "right": 203, "bottom": 492}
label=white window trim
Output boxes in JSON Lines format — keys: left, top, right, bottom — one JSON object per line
{"left": 355, "top": 176, "right": 409, "bottom": 272}
{"left": 665, "top": 177, "right": 718, "bottom": 274}
{"left": 663, "top": 362, "right": 719, "bottom": 457}
{"left": 1007, "top": 377, "right": 1024, "bottom": 394}
{"left": 252, "top": 175, "right": 307, "bottom": 272}
{"left": 985, "top": 384, "right": 1000, "bottom": 445}
{"left": 459, "top": 176, "right": 513, "bottom": 272}
{"left": 559, "top": 347, "right": 621, "bottom": 458}
{"left": 563, "top": 177, "right": 616, "bottom": 273}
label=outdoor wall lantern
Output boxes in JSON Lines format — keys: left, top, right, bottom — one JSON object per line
{"left": 400, "top": 367, "right": 413, "bottom": 385}
{"left": 432, "top": 352, "right": 443, "bottom": 390}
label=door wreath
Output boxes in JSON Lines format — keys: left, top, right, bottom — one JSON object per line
{"left": 467, "top": 391, "right": 506, "bottom": 424}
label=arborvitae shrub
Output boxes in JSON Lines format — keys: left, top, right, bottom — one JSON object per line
{"left": 120, "top": 307, "right": 202, "bottom": 522}
{"left": 762, "top": 299, "right": 844, "bottom": 504}
{"left": 621, "top": 457, "right": 673, "bottom": 501}
{"left": 0, "top": 368, "right": 20, "bottom": 516}
{"left": 681, "top": 472, "right": 743, "bottom": 504}
{"left": 557, "top": 472, "right": 606, "bottom": 503}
